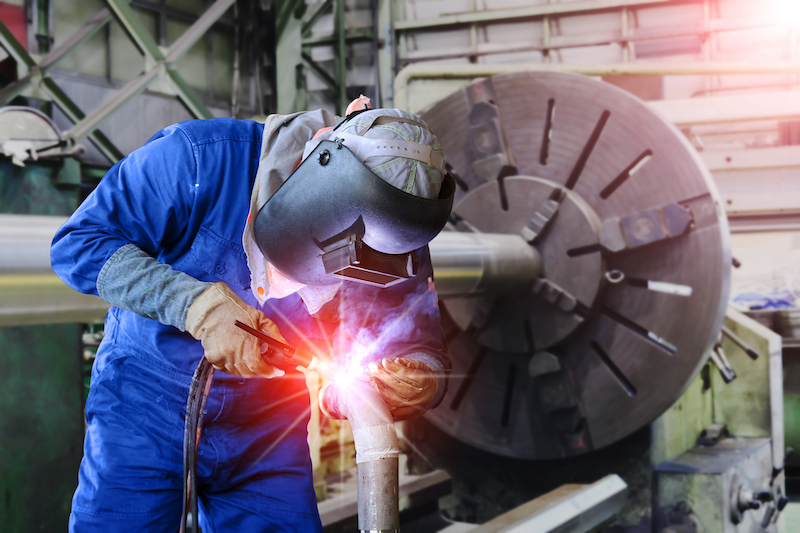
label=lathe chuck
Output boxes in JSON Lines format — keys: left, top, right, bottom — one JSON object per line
{"left": 422, "top": 71, "right": 731, "bottom": 460}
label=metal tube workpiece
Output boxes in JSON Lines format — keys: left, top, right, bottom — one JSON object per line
{"left": 320, "top": 378, "right": 400, "bottom": 533}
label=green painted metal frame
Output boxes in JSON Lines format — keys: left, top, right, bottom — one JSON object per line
{"left": 0, "top": 0, "right": 236, "bottom": 161}
{"left": 0, "top": 156, "right": 87, "bottom": 533}
{"left": 62, "top": 0, "right": 229, "bottom": 143}
{"left": 0, "top": 15, "right": 123, "bottom": 162}
{"left": 295, "top": 0, "right": 376, "bottom": 114}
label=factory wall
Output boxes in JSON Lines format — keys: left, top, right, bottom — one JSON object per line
{"left": 298, "top": 0, "right": 799, "bottom": 120}
{"left": 2, "top": 1, "right": 800, "bottom": 531}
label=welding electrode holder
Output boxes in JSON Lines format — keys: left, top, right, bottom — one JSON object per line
{"left": 233, "top": 320, "right": 319, "bottom": 372}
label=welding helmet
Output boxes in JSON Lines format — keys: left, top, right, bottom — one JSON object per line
{"left": 253, "top": 110, "right": 455, "bottom": 288}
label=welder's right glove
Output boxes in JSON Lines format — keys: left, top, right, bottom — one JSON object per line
{"left": 97, "top": 244, "right": 287, "bottom": 378}
{"left": 185, "top": 282, "right": 287, "bottom": 379}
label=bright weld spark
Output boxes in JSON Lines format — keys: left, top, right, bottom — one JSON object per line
{"left": 331, "top": 358, "right": 368, "bottom": 387}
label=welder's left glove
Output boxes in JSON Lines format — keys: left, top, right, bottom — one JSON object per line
{"left": 368, "top": 357, "right": 438, "bottom": 421}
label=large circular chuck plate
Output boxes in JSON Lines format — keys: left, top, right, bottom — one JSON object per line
{"left": 421, "top": 72, "right": 731, "bottom": 460}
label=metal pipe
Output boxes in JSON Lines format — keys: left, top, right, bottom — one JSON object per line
{"left": 0, "top": 215, "right": 109, "bottom": 326}
{"left": 393, "top": 61, "right": 800, "bottom": 111}
{"left": 0, "top": 217, "right": 541, "bottom": 323}
{"left": 319, "top": 378, "right": 399, "bottom": 533}
{"left": 0, "top": 215, "right": 66, "bottom": 273}
{"left": 428, "top": 231, "right": 542, "bottom": 297}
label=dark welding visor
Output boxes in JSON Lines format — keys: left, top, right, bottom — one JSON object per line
{"left": 253, "top": 139, "right": 455, "bottom": 287}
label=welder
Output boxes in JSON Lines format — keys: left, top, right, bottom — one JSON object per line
{"left": 50, "top": 98, "right": 453, "bottom": 532}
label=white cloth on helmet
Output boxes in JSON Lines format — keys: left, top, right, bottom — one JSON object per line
{"left": 243, "top": 110, "right": 340, "bottom": 313}
{"left": 303, "top": 109, "right": 445, "bottom": 200}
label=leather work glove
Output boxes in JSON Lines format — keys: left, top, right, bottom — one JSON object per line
{"left": 367, "top": 357, "right": 438, "bottom": 421}
{"left": 186, "top": 282, "right": 287, "bottom": 378}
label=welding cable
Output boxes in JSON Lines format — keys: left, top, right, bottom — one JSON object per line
{"left": 181, "top": 359, "right": 203, "bottom": 533}
{"left": 182, "top": 358, "right": 213, "bottom": 533}
{"left": 180, "top": 357, "right": 214, "bottom": 533}
{"left": 192, "top": 360, "right": 213, "bottom": 533}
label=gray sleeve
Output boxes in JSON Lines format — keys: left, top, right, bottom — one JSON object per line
{"left": 97, "top": 243, "right": 211, "bottom": 331}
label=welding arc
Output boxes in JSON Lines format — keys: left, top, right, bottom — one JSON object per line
{"left": 180, "top": 357, "right": 215, "bottom": 533}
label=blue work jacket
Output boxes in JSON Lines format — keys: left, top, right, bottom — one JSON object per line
{"left": 51, "top": 118, "right": 449, "bottom": 381}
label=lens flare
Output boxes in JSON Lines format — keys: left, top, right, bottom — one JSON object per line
{"left": 774, "top": 0, "right": 800, "bottom": 25}
{"left": 313, "top": 359, "right": 337, "bottom": 381}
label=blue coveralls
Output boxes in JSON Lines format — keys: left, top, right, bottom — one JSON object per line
{"left": 50, "top": 118, "right": 449, "bottom": 532}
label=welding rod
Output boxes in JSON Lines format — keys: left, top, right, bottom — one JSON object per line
{"left": 233, "top": 320, "right": 320, "bottom": 372}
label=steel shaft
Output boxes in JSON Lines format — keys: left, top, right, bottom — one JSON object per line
{"left": 428, "top": 231, "right": 542, "bottom": 297}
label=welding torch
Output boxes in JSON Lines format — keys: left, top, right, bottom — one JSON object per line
{"left": 233, "top": 320, "right": 330, "bottom": 377}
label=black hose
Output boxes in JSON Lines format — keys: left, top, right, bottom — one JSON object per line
{"left": 180, "top": 357, "right": 214, "bottom": 533}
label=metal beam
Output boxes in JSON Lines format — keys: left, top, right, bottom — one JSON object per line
{"left": 166, "top": 68, "right": 214, "bottom": 119}
{"left": 301, "top": 52, "right": 338, "bottom": 94}
{"left": 41, "top": 78, "right": 124, "bottom": 162}
{"left": 65, "top": 0, "right": 233, "bottom": 143}
{"left": 0, "top": 9, "right": 113, "bottom": 107}
{"left": 301, "top": 0, "right": 332, "bottom": 36}
{"left": 0, "top": 16, "right": 125, "bottom": 161}
{"left": 0, "top": 19, "right": 36, "bottom": 68}
{"left": 39, "top": 8, "right": 112, "bottom": 70}
{"left": 104, "top": 0, "right": 164, "bottom": 62}
{"left": 0, "top": 72, "right": 36, "bottom": 106}
{"left": 701, "top": 145, "right": 800, "bottom": 172}
{"left": 302, "top": 30, "right": 372, "bottom": 47}
{"left": 650, "top": 90, "right": 800, "bottom": 126}
{"left": 165, "top": 0, "right": 234, "bottom": 64}
{"left": 131, "top": 0, "right": 234, "bottom": 32}
{"left": 469, "top": 475, "right": 627, "bottom": 533}
{"left": 393, "top": 0, "right": 669, "bottom": 31}
{"left": 400, "top": 18, "right": 782, "bottom": 64}
{"left": 64, "top": 68, "right": 161, "bottom": 142}
{"left": 277, "top": 0, "right": 305, "bottom": 34}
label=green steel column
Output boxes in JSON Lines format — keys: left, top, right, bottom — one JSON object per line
{"left": 276, "top": 3, "right": 304, "bottom": 113}
{"left": 334, "top": 0, "right": 347, "bottom": 113}
{"left": 0, "top": 158, "right": 85, "bottom": 533}
{"left": 0, "top": 323, "right": 84, "bottom": 533}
